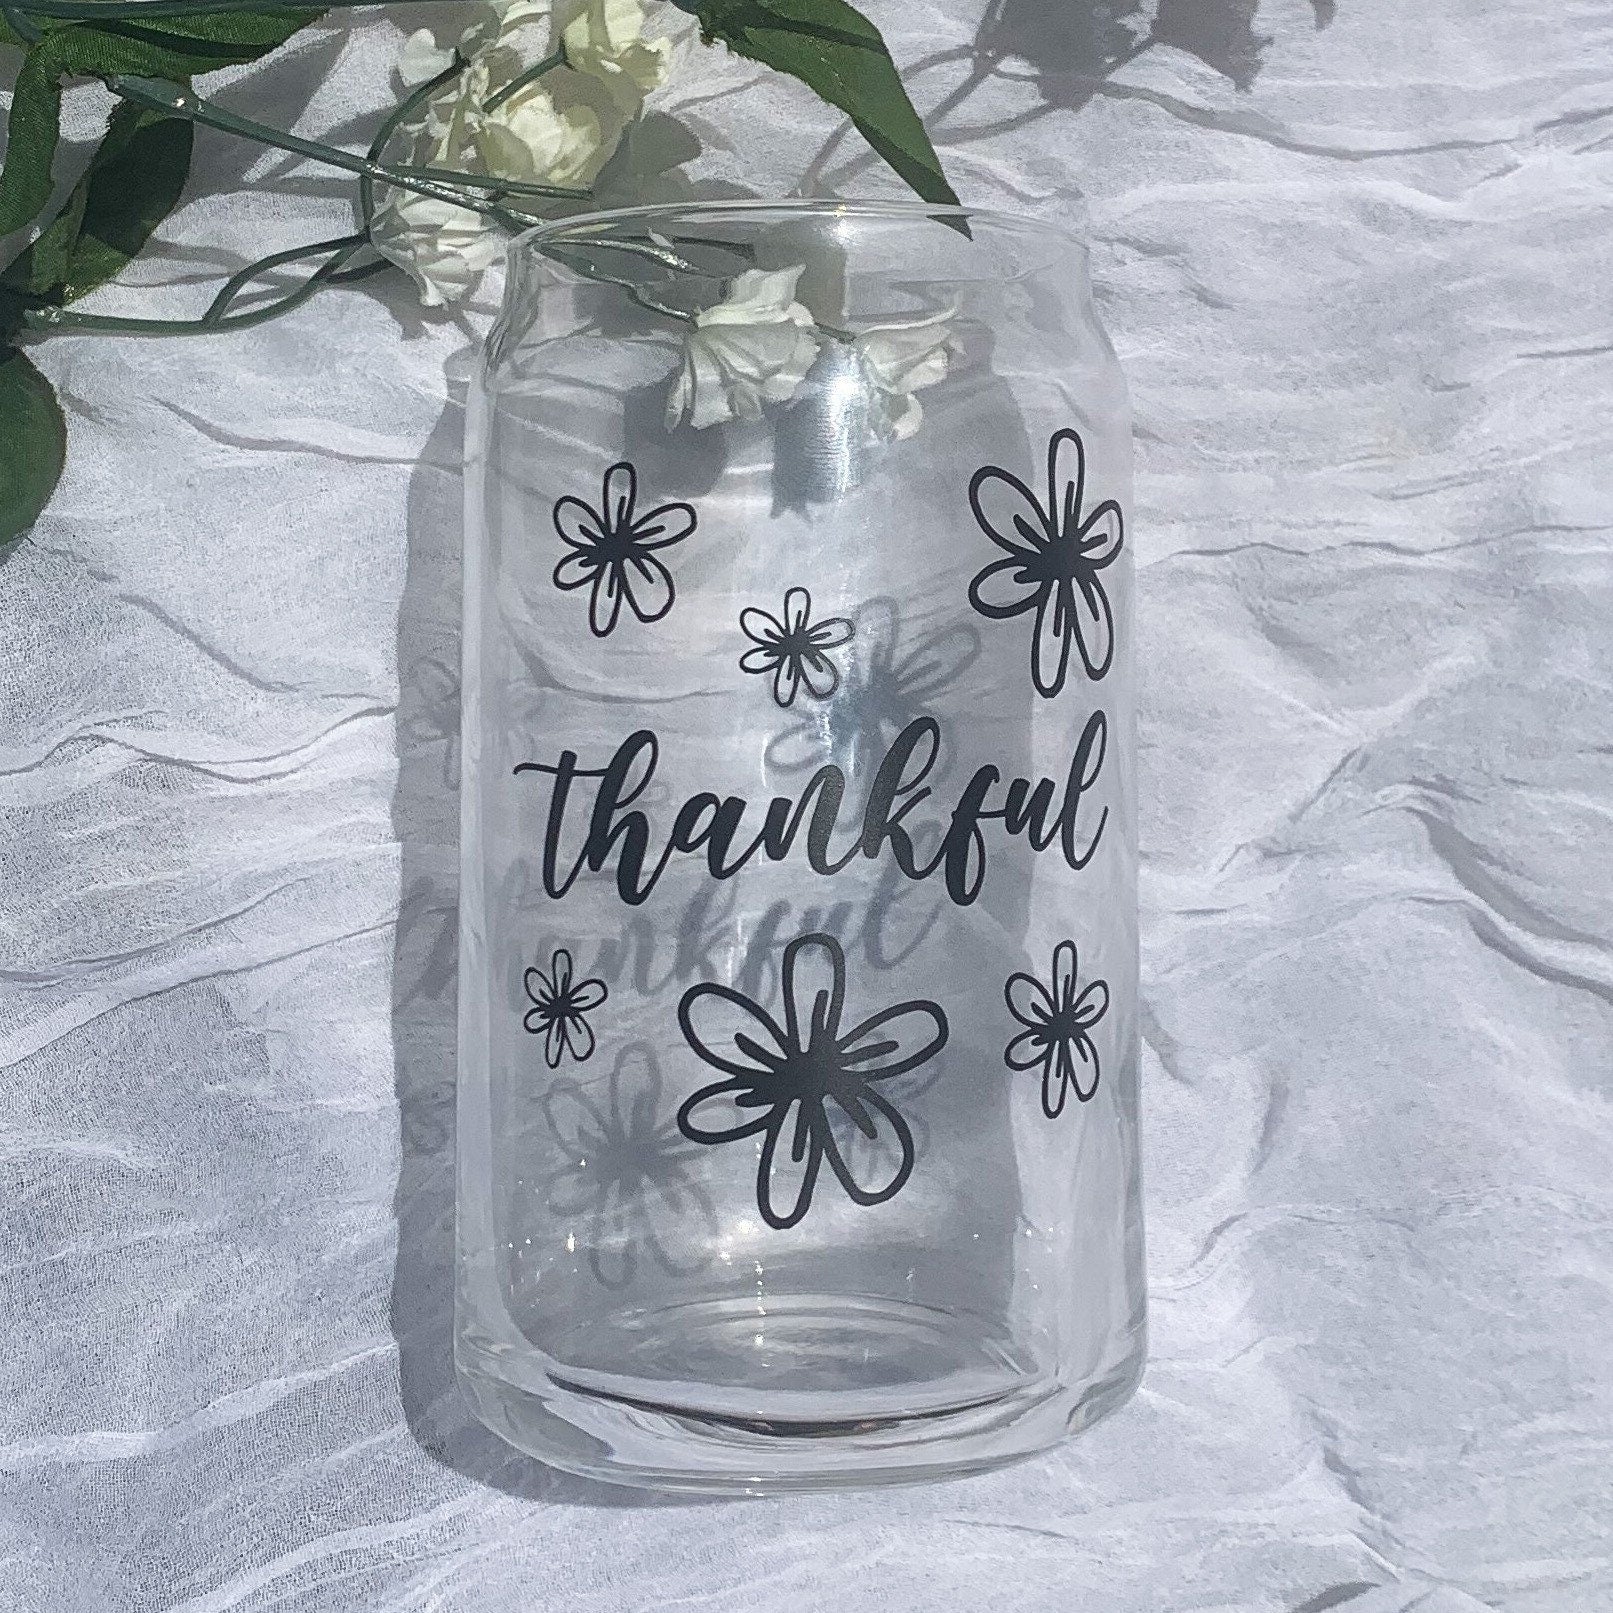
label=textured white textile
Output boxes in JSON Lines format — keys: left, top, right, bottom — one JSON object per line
{"left": 3, "top": 2, "right": 1611, "bottom": 1609}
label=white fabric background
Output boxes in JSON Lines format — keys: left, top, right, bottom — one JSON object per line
{"left": 3, "top": 2, "right": 1611, "bottom": 1608}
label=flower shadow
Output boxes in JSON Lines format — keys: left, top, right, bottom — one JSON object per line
{"left": 802, "top": 0, "right": 1341, "bottom": 194}
{"left": 388, "top": 362, "right": 715, "bottom": 1508}
{"left": 524, "top": 1043, "right": 720, "bottom": 1291}
{"left": 763, "top": 594, "right": 982, "bottom": 788}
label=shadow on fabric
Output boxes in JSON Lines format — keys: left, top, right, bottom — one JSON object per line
{"left": 803, "top": 0, "right": 1338, "bottom": 195}
{"left": 386, "top": 363, "right": 713, "bottom": 1510}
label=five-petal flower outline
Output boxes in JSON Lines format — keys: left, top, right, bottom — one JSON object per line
{"left": 523, "top": 946, "right": 609, "bottom": 1068}
{"left": 967, "top": 427, "right": 1124, "bottom": 695}
{"left": 552, "top": 460, "right": 697, "bottom": 638}
{"left": 537, "top": 1043, "right": 719, "bottom": 1290}
{"left": 739, "top": 586, "right": 855, "bottom": 708}
{"left": 1004, "top": 940, "right": 1109, "bottom": 1118}
{"left": 676, "top": 931, "right": 948, "bottom": 1229}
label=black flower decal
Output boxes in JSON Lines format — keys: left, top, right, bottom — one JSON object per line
{"left": 552, "top": 460, "right": 697, "bottom": 637}
{"left": 1004, "top": 941, "right": 1109, "bottom": 1117}
{"left": 538, "top": 1044, "right": 719, "bottom": 1289}
{"left": 676, "top": 931, "right": 948, "bottom": 1229}
{"left": 967, "top": 427, "right": 1123, "bottom": 694}
{"left": 523, "top": 947, "right": 608, "bottom": 1067}
{"left": 739, "top": 587, "right": 854, "bottom": 708}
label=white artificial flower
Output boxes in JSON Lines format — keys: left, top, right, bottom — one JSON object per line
{"left": 456, "top": 0, "right": 552, "bottom": 61}
{"left": 477, "top": 77, "right": 613, "bottom": 187}
{"left": 376, "top": 0, "right": 674, "bottom": 306}
{"left": 370, "top": 192, "right": 501, "bottom": 307}
{"left": 853, "top": 311, "right": 955, "bottom": 441}
{"left": 396, "top": 28, "right": 455, "bottom": 87}
{"left": 412, "top": 55, "right": 493, "bottom": 165}
{"left": 666, "top": 266, "right": 823, "bottom": 431}
{"left": 558, "top": 0, "right": 672, "bottom": 112}
{"left": 369, "top": 55, "right": 503, "bottom": 307}
{"left": 474, "top": 0, "right": 672, "bottom": 187}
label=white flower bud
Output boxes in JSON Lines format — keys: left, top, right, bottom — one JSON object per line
{"left": 396, "top": 28, "right": 456, "bottom": 88}
{"left": 666, "top": 267, "right": 823, "bottom": 432}
{"left": 853, "top": 311, "right": 955, "bottom": 441}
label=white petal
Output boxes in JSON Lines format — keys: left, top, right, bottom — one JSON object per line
{"left": 369, "top": 193, "right": 497, "bottom": 307}
{"left": 881, "top": 393, "right": 924, "bottom": 441}
{"left": 856, "top": 315, "right": 952, "bottom": 395}
{"left": 397, "top": 29, "right": 456, "bottom": 87}
{"left": 699, "top": 265, "right": 810, "bottom": 328}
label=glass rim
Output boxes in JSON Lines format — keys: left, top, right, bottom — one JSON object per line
{"left": 511, "top": 198, "right": 1089, "bottom": 258}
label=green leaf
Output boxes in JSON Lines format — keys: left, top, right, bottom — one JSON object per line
{"left": 682, "top": 0, "right": 958, "bottom": 206}
{"left": 4, "top": 101, "right": 194, "bottom": 305}
{"left": 0, "top": 8, "right": 321, "bottom": 238}
{"left": 88, "top": 6, "right": 324, "bottom": 69}
{"left": 0, "top": 345, "right": 67, "bottom": 555}
{"left": 0, "top": 32, "right": 77, "bottom": 237}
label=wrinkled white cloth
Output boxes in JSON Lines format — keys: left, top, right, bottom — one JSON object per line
{"left": 3, "top": 2, "right": 1611, "bottom": 1610}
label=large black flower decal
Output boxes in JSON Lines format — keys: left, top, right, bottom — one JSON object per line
{"left": 1004, "top": 940, "right": 1109, "bottom": 1117}
{"left": 739, "top": 587, "right": 854, "bottom": 708}
{"left": 552, "top": 460, "right": 697, "bottom": 637}
{"left": 523, "top": 947, "right": 608, "bottom": 1067}
{"left": 967, "top": 427, "right": 1123, "bottom": 694}
{"left": 676, "top": 932, "right": 948, "bottom": 1229}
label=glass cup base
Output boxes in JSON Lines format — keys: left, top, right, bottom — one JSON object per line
{"left": 457, "top": 1295, "right": 1145, "bottom": 1495}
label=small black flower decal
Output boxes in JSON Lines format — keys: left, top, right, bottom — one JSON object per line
{"left": 1004, "top": 941, "right": 1109, "bottom": 1117}
{"left": 739, "top": 587, "right": 854, "bottom": 708}
{"left": 676, "top": 931, "right": 948, "bottom": 1229}
{"left": 552, "top": 461, "right": 697, "bottom": 637}
{"left": 967, "top": 427, "right": 1123, "bottom": 694}
{"left": 523, "top": 947, "right": 608, "bottom": 1068}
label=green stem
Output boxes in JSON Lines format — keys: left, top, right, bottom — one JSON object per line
{"left": 540, "top": 241, "right": 693, "bottom": 326}
{"left": 549, "top": 236, "right": 721, "bottom": 276}
{"left": 25, "top": 238, "right": 384, "bottom": 334}
{"left": 398, "top": 163, "right": 587, "bottom": 201}
{"left": 16, "top": 0, "right": 441, "bottom": 15}
{"left": 357, "top": 55, "right": 461, "bottom": 230}
{"left": 109, "top": 75, "right": 510, "bottom": 217}
{"left": 201, "top": 231, "right": 363, "bottom": 321}
{"left": 483, "top": 46, "right": 565, "bottom": 114}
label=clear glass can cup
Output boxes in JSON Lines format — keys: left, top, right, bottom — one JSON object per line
{"left": 458, "top": 201, "right": 1143, "bottom": 1493}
